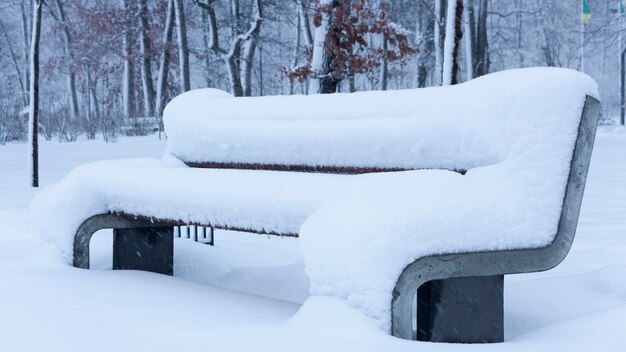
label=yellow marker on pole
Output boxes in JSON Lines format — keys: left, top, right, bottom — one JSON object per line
{"left": 582, "top": 0, "right": 591, "bottom": 24}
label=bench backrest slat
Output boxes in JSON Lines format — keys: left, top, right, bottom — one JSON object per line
{"left": 184, "top": 161, "right": 467, "bottom": 175}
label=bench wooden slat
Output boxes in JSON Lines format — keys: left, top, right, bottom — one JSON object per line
{"left": 185, "top": 161, "right": 467, "bottom": 175}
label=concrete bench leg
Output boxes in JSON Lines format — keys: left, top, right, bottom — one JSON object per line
{"left": 113, "top": 227, "right": 174, "bottom": 275}
{"left": 416, "top": 275, "right": 504, "bottom": 343}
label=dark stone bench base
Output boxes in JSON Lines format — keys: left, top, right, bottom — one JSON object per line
{"left": 416, "top": 275, "right": 504, "bottom": 343}
{"left": 113, "top": 227, "right": 173, "bottom": 275}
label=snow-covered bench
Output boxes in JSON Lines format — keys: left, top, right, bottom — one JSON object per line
{"left": 32, "top": 68, "right": 600, "bottom": 343}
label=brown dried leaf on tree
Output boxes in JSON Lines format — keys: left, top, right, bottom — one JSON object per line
{"left": 284, "top": 0, "right": 418, "bottom": 89}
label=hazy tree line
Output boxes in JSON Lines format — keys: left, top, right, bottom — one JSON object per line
{"left": 0, "top": 0, "right": 624, "bottom": 146}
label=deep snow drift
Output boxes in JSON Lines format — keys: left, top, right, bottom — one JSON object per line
{"left": 0, "top": 130, "right": 625, "bottom": 350}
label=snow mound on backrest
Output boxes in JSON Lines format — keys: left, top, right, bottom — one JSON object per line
{"left": 164, "top": 68, "right": 597, "bottom": 174}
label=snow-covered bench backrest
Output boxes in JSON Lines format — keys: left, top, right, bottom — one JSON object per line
{"left": 163, "top": 68, "right": 598, "bottom": 175}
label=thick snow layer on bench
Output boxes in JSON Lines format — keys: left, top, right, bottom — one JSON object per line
{"left": 32, "top": 159, "right": 347, "bottom": 260}
{"left": 163, "top": 69, "right": 594, "bottom": 172}
{"left": 165, "top": 84, "right": 509, "bottom": 171}
{"left": 33, "top": 67, "right": 598, "bottom": 331}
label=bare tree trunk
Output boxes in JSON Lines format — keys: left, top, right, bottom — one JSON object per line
{"left": 463, "top": 0, "right": 473, "bottom": 80}
{"left": 28, "top": 0, "right": 43, "bottom": 188}
{"left": 139, "top": 0, "right": 155, "bottom": 117}
{"left": 193, "top": 0, "right": 260, "bottom": 97}
{"left": 230, "top": 0, "right": 241, "bottom": 71}
{"left": 201, "top": 6, "right": 213, "bottom": 87}
{"left": 90, "top": 78, "right": 101, "bottom": 121}
{"left": 619, "top": 44, "right": 626, "bottom": 126}
{"left": 86, "top": 67, "right": 91, "bottom": 122}
{"left": 226, "top": 0, "right": 244, "bottom": 96}
{"left": 66, "top": 72, "right": 79, "bottom": 120}
{"left": 84, "top": 65, "right": 96, "bottom": 139}
{"left": 442, "top": 0, "right": 463, "bottom": 85}
{"left": 474, "top": 0, "right": 489, "bottom": 77}
{"left": 434, "top": 0, "right": 446, "bottom": 85}
{"left": 514, "top": 0, "right": 523, "bottom": 67}
{"left": 20, "top": 1, "right": 30, "bottom": 101}
{"left": 194, "top": 0, "right": 236, "bottom": 94}
{"left": 225, "top": 45, "right": 244, "bottom": 96}
{"left": 619, "top": 2, "right": 625, "bottom": 125}
{"left": 300, "top": 0, "right": 314, "bottom": 47}
{"left": 309, "top": 1, "right": 331, "bottom": 93}
{"left": 156, "top": 0, "right": 175, "bottom": 137}
{"left": 318, "top": 0, "right": 343, "bottom": 94}
{"left": 290, "top": 6, "right": 302, "bottom": 95}
{"left": 258, "top": 39, "right": 264, "bottom": 96}
{"left": 312, "top": 0, "right": 344, "bottom": 94}
{"left": 121, "top": 0, "right": 136, "bottom": 119}
{"left": 194, "top": 0, "right": 219, "bottom": 54}
{"left": 380, "top": 35, "right": 388, "bottom": 90}
{"left": 414, "top": 1, "right": 435, "bottom": 88}
{"left": 300, "top": 0, "right": 314, "bottom": 92}
{"left": 91, "top": 81, "right": 105, "bottom": 141}
{"left": 462, "top": 0, "right": 488, "bottom": 78}
{"left": 174, "top": 0, "right": 190, "bottom": 92}
{"left": 0, "top": 18, "right": 27, "bottom": 106}
{"left": 54, "top": 0, "right": 79, "bottom": 121}
{"left": 241, "top": 0, "right": 262, "bottom": 97}
{"left": 349, "top": 75, "right": 356, "bottom": 92}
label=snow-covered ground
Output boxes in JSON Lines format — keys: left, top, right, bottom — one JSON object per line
{"left": 1, "top": 129, "right": 625, "bottom": 351}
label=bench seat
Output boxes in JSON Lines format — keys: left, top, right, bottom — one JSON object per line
{"left": 33, "top": 158, "right": 350, "bottom": 249}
